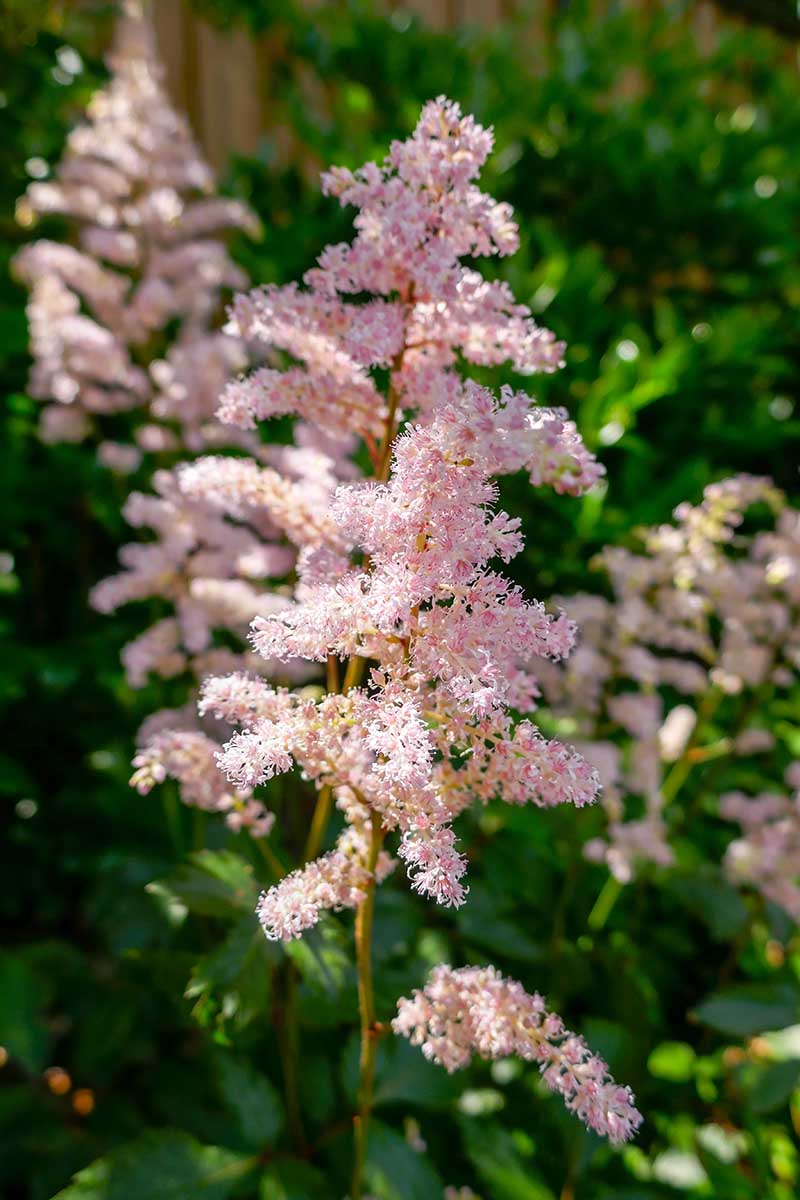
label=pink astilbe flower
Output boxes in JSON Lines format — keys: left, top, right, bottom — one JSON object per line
{"left": 218, "top": 97, "right": 576, "bottom": 442}
{"left": 94, "top": 430, "right": 350, "bottom": 821}
{"left": 90, "top": 466, "right": 295, "bottom": 685}
{"left": 539, "top": 475, "right": 800, "bottom": 885}
{"left": 199, "top": 98, "right": 603, "bottom": 926}
{"left": 94, "top": 95, "right": 623, "bottom": 1162}
{"left": 13, "top": 0, "right": 259, "bottom": 455}
{"left": 256, "top": 824, "right": 395, "bottom": 940}
{"left": 130, "top": 729, "right": 274, "bottom": 838}
{"left": 211, "top": 384, "right": 600, "bottom": 917}
{"left": 393, "top": 965, "right": 642, "bottom": 1143}
{"left": 721, "top": 764, "right": 800, "bottom": 923}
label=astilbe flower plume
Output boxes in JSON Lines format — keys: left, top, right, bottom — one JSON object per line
{"left": 12, "top": 0, "right": 343, "bottom": 839}
{"left": 393, "top": 965, "right": 642, "bottom": 1142}
{"left": 23, "top": 3, "right": 353, "bottom": 839}
{"left": 103, "top": 93, "right": 638, "bottom": 1150}
{"left": 539, "top": 475, "right": 800, "bottom": 886}
{"left": 180, "top": 96, "right": 640, "bottom": 1144}
{"left": 13, "top": 0, "right": 259, "bottom": 462}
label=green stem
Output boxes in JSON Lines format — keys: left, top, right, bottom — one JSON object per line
{"left": 661, "top": 687, "right": 723, "bottom": 804}
{"left": 254, "top": 835, "right": 286, "bottom": 880}
{"left": 350, "top": 813, "right": 385, "bottom": 1200}
{"left": 276, "top": 962, "right": 307, "bottom": 1152}
{"left": 587, "top": 873, "right": 624, "bottom": 931}
{"left": 162, "top": 787, "right": 183, "bottom": 854}
{"left": 342, "top": 654, "right": 368, "bottom": 692}
{"left": 304, "top": 785, "right": 334, "bottom": 862}
{"left": 192, "top": 808, "right": 207, "bottom": 852}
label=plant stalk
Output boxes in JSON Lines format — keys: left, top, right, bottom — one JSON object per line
{"left": 350, "top": 812, "right": 385, "bottom": 1199}
{"left": 275, "top": 961, "right": 307, "bottom": 1151}
{"left": 304, "top": 785, "right": 334, "bottom": 862}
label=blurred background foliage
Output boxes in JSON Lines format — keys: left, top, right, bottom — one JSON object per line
{"left": 1, "top": 1, "right": 799, "bottom": 1198}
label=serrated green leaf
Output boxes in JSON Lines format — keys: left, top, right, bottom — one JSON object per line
{"left": 187, "top": 917, "right": 274, "bottom": 1032}
{"left": 151, "top": 851, "right": 258, "bottom": 918}
{"left": 286, "top": 915, "right": 352, "bottom": 999}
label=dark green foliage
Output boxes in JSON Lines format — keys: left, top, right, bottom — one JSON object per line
{"left": 2, "top": 2, "right": 800, "bottom": 1198}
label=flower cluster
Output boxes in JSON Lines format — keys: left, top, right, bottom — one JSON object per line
{"left": 539, "top": 475, "right": 800, "bottom": 888}
{"left": 130, "top": 729, "right": 274, "bottom": 838}
{"left": 13, "top": 0, "right": 259, "bottom": 461}
{"left": 217, "top": 96, "right": 602, "bottom": 470}
{"left": 255, "top": 825, "right": 396, "bottom": 941}
{"left": 86, "top": 88, "right": 636, "bottom": 1140}
{"left": 393, "top": 964, "right": 643, "bottom": 1143}
{"left": 721, "top": 763, "right": 800, "bottom": 922}
{"left": 209, "top": 381, "right": 600, "bottom": 910}
{"left": 198, "top": 99, "right": 604, "bottom": 930}
{"left": 28, "top": 4, "right": 354, "bottom": 839}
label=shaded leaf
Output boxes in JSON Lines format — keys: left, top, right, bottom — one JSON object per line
{"left": 152, "top": 851, "right": 258, "bottom": 918}
{"left": 364, "top": 1119, "right": 444, "bottom": 1200}
{"left": 215, "top": 1053, "right": 283, "bottom": 1149}
{"left": 52, "top": 1131, "right": 255, "bottom": 1199}
{"left": 694, "top": 984, "right": 799, "bottom": 1037}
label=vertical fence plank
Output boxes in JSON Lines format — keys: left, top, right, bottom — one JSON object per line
{"left": 194, "top": 18, "right": 263, "bottom": 168}
{"left": 149, "top": 0, "right": 263, "bottom": 171}
{"left": 149, "top": 0, "right": 191, "bottom": 114}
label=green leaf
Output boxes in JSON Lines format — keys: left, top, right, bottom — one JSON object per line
{"left": 286, "top": 915, "right": 353, "bottom": 1002}
{"left": 456, "top": 885, "right": 544, "bottom": 962}
{"left": 52, "top": 1131, "right": 256, "bottom": 1199}
{"left": 259, "top": 1161, "right": 328, "bottom": 1200}
{"left": 461, "top": 1120, "right": 556, "bottom": 1200}
{"left": 665, "top": 869, "right": 749, "bottom": 941}
{"left": 364, "top": 1119, "right": 444, "bottom": 1200}
{"left": 151, "top": 851, "right": 258, "bottom": 918}
{"left": 372, "top": 1036, "right": 462, "bottom": 1109}
{"left": 0, "top": 955, "right": 49, "bottom": 1072}
{"left": 647, "top": 1041, "right": 696, "bottom": 1083}
{"left": 693, "top": 984, "right": 800, "bottom": 1037}
{"left": 187, "top": 914, "right": 275, "bottom": 1029}
{"left": 215, "top": 1053, "right": 283, "bottom": 1149}
{"left": 746, "top": 1059, "right": 800, "bottom": 1114}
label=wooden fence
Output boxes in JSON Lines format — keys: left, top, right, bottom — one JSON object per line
{"left": 146, "top": 1, "right": 736, "bottom": 171}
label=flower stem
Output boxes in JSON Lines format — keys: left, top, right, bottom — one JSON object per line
{"left": 326, "top": 653, "right": 340, "bottom": 693}
{"left": 343, "top": 654, "right": 368, "bottom": 692}
{"left": 304, "top": 785, "right": 334, "bottom": 862}
{"left": 275, "top": 961, "right": 307, "bottom": 1151}
{"left": 254, "top": 834, "right": 287, "bottom": 880}
{"left": 350, "top": 811, "right": 385, "bottom": 1200}
{"left": 587, "top": 873, "right": 623, "bottom": 931}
